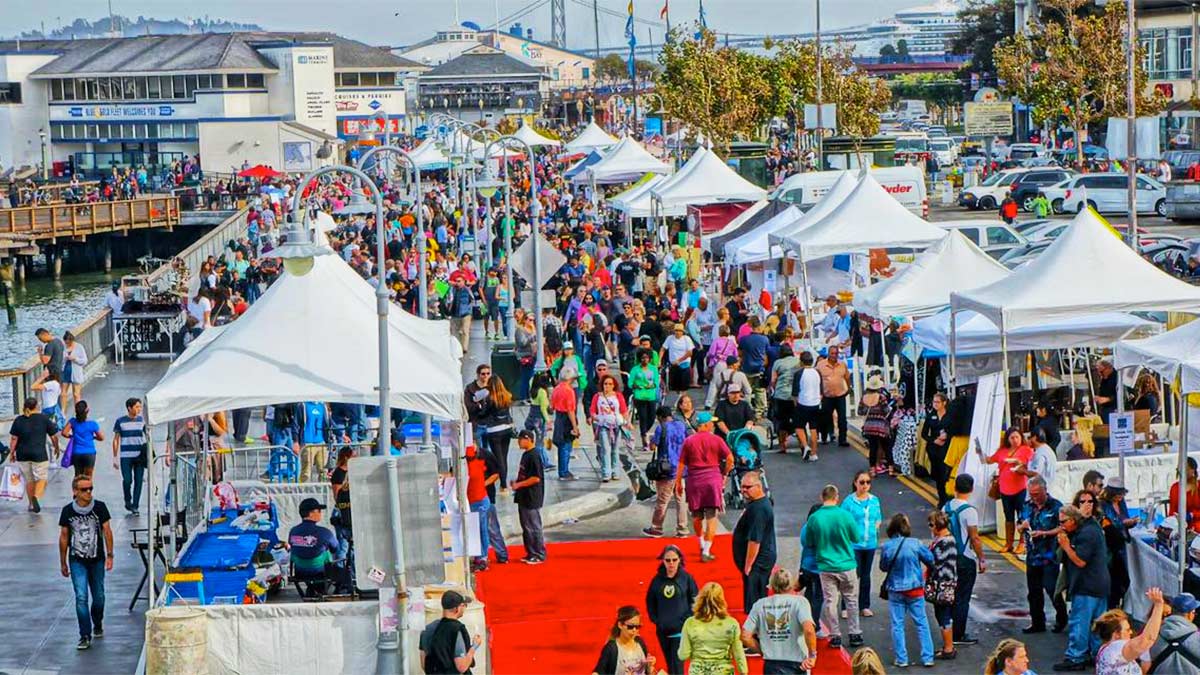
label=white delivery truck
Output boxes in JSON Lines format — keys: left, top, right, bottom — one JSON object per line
{"left": 773, "top": 166, "right": 929, "bottom": 218}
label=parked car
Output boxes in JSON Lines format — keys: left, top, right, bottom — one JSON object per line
{"left": 958, "top": 168, "right": 1030, "bottom": 210}
{"left": 1008, "top": 169, "right": 1075, "bottom": 212}
{"left": 1008, "top": 143, "right": 1046, "bottom": 163}
{"left": 929, "top": 138, "right": 956, "bottom": 165}
{"left": 936, "top": 220, "right": 1030, "bottom": 259}
{"left": 1056, "top": 173, "right": 1167, "bottom": 216}
{"left": 1164, "top": 149, "right": 1200, "bottom": 178}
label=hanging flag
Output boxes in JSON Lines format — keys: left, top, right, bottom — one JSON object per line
{"left": 626, "top": 0, "right": 637, "bottom": 79}
{"left": 660, "top": 0, "right": 670, "bottom": 24}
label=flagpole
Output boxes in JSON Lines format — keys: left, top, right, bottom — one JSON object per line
{"left": 663, "top": 0, "right": 671, "bottom": 33}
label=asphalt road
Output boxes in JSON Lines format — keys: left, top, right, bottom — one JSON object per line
{"left": 545, "top": 430, "right": 1069, "bottom": 673}
{"left": 928, "top": 199, "right": 1200, "bottom": 239}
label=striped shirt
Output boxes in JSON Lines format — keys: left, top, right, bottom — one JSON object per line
{"left": 113, "top": 415, "right": 147, "bottom": 460}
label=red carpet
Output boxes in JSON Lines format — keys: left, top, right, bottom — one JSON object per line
{"left": 475, "top": 535, "right": 852, "bottom": 674}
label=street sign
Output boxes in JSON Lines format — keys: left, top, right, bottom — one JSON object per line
{"left": 964, "top": 101, "right": 1013, "bottom": 137}
{"left": 510, "top": 233, "right": 567, "bottom": 290}
{"left": 804, "top": 103, "right": 838, "bottom": 132}
{"left": 1109, "top": 411, "right": 1135, "bottom": 456}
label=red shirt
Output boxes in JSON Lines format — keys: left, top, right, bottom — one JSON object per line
{"left": 679, "top": 431, "right": 731, "bottom": 469}
{"left": 466, "top": 452, "right": 487, "bottom": 503}
{"left": 990, "top": 445, "right": 1034, "bottom": 496}
{"left": 550, "top": 382, "right": 576, "bottom": 414}
{"left": 1168, "top": 482, "right": 1200, "bottom": 532}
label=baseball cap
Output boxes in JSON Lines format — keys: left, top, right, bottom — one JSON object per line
{"left": 727, "top": 384, "right": 744, "bottom": 395}
{"left": 441, "top": 590, "right": 473, "bottom": 610}
{"left": 697, "top": 411, "right": 714, "bottom": 424}
{"left": 298, "top": 497, "right": 327, "bottom": 517}
{"left": 1173, "top": 593, "right": 1200, "bottom": 614}
{"left": 563, "top": 342, "right": 575, "bottom": 351}
{"left": 594, "top": 359, "right": 609, "bottom": 368}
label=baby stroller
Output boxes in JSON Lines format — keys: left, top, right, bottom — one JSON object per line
{"left": 724, "top": 426, "right": 771, "bottom": 510}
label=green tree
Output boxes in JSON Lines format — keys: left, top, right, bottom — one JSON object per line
{"left": 595, "top": 54, "right": 628, "bottom": 83}
{"left": 951, "top": 0, "right": 1016, "bottom": 82}
{"left": 880, "top": 44, "right": 897, "bottom": 60}
{"left": 994, "top": 0, "right": 1165, "bottom": 167}
{"left": 896, "top": 39, "right": 910, "bottom": 61}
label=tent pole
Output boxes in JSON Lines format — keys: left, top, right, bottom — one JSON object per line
{"left": 800, "top": 257, "right": 815, "bottom": 351}
{"left": 168, "top": 421, "right": 178, "bottom": 563}
{"left": 1181, "top": 399, "right": 1190, "bottom": 592}
{"left": 1117, "top": 367, "right": 1127, "bottom": 484}
{"left": 949, "top": 308, "right": 958, "bottom": 399}
{"left": 1068, "top": 349, "right": 1077, "bottom": 409}
{"left": 1000, "top": 315, "right": 1011, "bottom": 426}
{"left": 146, "top": 407, "right": 157, "bottom": 607}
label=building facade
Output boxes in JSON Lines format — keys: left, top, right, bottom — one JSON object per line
{"left": 398, "top": 25, "right": 593, "bottom": 93}
{"left": 0, "top": 32, "right": 425, "bottom": 178}
{"left": 1136, "top": 0, "right": 1200, "bottom": 148}
{"left": 417, "top": 44, "right": 548, "bottom": 125}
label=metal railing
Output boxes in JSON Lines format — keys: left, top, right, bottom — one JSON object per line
{"left": 0, "top": 196, "right": 180, "bottom": 240}
{"left": 2, "top": 206, "right": 249, "bottom": 416}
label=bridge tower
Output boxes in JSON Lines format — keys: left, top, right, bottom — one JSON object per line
{"left": 551, "top": 0, "right": 567, "bottom": 47}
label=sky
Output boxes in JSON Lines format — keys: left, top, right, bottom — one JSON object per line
{"left": 11, "top": 0, "right": 946, "bottom": 49}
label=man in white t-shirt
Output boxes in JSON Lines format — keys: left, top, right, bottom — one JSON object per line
{"left": 793, "top": 351, "right": 823, "bottom": 462}
{"left": 942, "top": 474, "right": 987, "bottom": 647}
{"left": 1027, "top": 428, "right": 1057, "bottom": 485}
{"left": 661, "top": 324, "right": 695, "bottom": 394}
{"left": 742, "top": 568, "right": 817, "bottom": 673}
{"left": 186, "top": 291, "right": 212, "bottom": 331}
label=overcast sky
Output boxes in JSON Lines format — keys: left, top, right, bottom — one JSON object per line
{"left": 12, "top": 0, "right": 942, "bottom": 49}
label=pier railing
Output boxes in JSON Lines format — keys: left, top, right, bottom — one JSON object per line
{"left": 0, "top": 196, "right": 180, "bottom": 241}
{"left": 1, "top": 206, "right": 249, "bottom": 416}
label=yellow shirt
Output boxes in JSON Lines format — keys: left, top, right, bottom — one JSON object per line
{"left": 678, "top": 616, "right": 747, "bottom": 674}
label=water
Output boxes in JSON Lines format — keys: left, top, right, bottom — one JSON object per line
{"left": 0, "top": 268, "right": 134, "bottom": 371}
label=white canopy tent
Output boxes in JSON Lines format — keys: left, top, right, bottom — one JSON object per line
{"left": 564, "top": 120, "right": 618, "bottom": 156}
{"left": 513, "top": 124, "right": 561, "bottom": 148}
{"left": 1115, "top": 318, "right": 1200, "bottom": 587}
{"left": 949, "top": 207, "right": 1200, "bottom": 417}
{"left": 146, "top": 254, "right": 465, "bottom": 424}
{"left": 701, "top": 200, "right": 768, "bottom": 248}
{"left": 915, "top": 309, "right": 1156, "bottom": 356}
{"left": 951, "top": 208, "right": 1200, "bottom": 330}
{"left": 608, "top": 174, "right": 682, "bottom": 218}
{"left": 854, "top": 231, "right": 1010, "bottom": 319}
{"left": 724, "top": 171, "right": 859, "bottom": 266}
{"left": 577, "top": 136, "right": 672, "bottom": 185}
{"left": 407, "top": 138, "right": 452, "bottom": 170}
{"left": 778, "top": 172, "right": 947, "bottom": 339}
{"left": 649, "top": 147, "right": 767, "bottom": 208}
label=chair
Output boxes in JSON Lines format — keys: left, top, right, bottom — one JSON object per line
{"left": 267, "top": 447, "right": 298, "bottom": 483}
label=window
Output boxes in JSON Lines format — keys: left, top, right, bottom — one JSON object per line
{"left": 173, "top": 75, "right": 187, "bottom": 99}
{"left": 147, "top": 76, "right": 160, "bottom": 99}
{"left": 196, "top": 74, "right": 210, "bottom": 89}
{"left": 123, "top": 77, "right": 137, "bottom": 99}
{"left": 135, "top": 77, "right": 148, "bottom": 99}
{"left": 1137, "top": 176, "right": 1158, "bottom": 190}
{"left": 247, "top": 73, "right": 264, "bottom": 88}
{"left": 986, "top": 227, "right": 1019, "bottom": 246}
{"left": 341, "top": 72, "right": 359, "bottom": 86}
{"left": 1141, "top": 28, "right": 1193, "bottom": 79}
{"left": 582, "top": 67, "right": 590, "bottom": 80}
{"left": 360, "top": 72, "right": 378, "bottom": 86}
{"left": 227, "top": 73, "right": 246, "bottom": 88}
{"left": 958, "top": 228, "right": 981, "bottom": 245}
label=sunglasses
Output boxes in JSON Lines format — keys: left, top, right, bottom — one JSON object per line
{"left": 857, "top": 479, "right": 872, "bottom": 485}
{"left": 1078, "top": 498, "right": 1094, "bottom": 504}
{"left": 78, "top": 486, "right": 94, "bottom": 492}
{"left": 623, "top": 623, "right": 642, "bottom": 630}
{"left": 662, "top": 557, "right": 680, "bottom": 563}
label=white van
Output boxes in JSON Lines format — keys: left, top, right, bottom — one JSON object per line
{"left": 773, "top": 166, "right": 928, "bottom": 217}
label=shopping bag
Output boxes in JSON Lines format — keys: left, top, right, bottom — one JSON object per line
{"left": 0, "top": 465, "right": 26, "bottom": 501}
{"left": 60, "top": 437, "right": 74, "bottom": 469}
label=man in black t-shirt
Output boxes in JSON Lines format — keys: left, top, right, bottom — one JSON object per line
{"left": 8, "top": 396, "right": 58, "bottom": 513}
{"left": 615, "top": 253, "right": 640, "bottom": 291}
{"left": 733, "top": 472, "right": 776, "bottom": 613}
{"left": 58, "top": 475, "right": 113, "bottom": 650}
{"left": 713, "top": 386, "right": 755, "bottom": 439}
{"left": 420, "top": 590, "right": 481, "bottom": 674}
{"left": 512, "top": 430, "right": 546, "bottom": 563}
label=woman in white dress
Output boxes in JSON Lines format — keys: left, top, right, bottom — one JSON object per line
{"left": 62, "top": 331, "right": 88, "bottom": 409}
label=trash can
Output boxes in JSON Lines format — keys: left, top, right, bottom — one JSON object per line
{"left": 490, "top": 342, "right": 519, "bottom": 395}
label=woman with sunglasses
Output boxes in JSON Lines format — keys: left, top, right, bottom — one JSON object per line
{"left": 592, "top": 605, "right": 656, "bottom": 675}
{"left": 841, "top": 470, "right": 882, "bottom": 619}
{"left": 646, "top": 545, "right": 698, "bottom": 674}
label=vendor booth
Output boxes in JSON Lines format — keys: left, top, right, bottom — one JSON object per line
{"left": 576, "top": 135, "right": 672, "bottom": 185}
{"left": 406, "top": 138, "right": 452, "bottom": 171}
{"left": 142, "top": 246, "right": 468, "bottom": 673}
{"left": 722, "top": 171, "right": 858, "bottom": 267}
{"left": 649, "top": 146, "right": 767, "bottom": 210}
{"left": 511, "top": 123, "right": 561, "bottom": 148}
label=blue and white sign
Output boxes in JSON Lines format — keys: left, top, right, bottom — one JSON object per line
{"left": 64, "top": 105, "right": 176, "bottom": 119}
{"left": 368, "top": 99, "right": 382, "bottom": 110}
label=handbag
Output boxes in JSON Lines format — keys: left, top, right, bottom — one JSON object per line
{"left": 987, "top": 473, "right": 1002, "bottom": 501}
{"left": 879, "top": 537, "right": 906, "bottom": 601}
{"left": 0, "top": 464, "right": 26, "bottom": 502}
{"left": 924, "top": 541, "right": 957, "bottom": 605}
{"left": 60, "top": 435, "right": 75, "bottom": 469}
{"left": 644, "top": 426, "right": 674, "bottom": 481}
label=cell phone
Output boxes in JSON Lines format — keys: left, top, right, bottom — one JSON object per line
{"left": 973, "top": 438, "right": 982, "bottom": 454}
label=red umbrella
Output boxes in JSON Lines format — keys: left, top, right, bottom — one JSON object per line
{"left": 237, "top": 165, "right": 284, "bottom": 180}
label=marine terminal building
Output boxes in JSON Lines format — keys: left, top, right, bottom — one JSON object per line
{"left": 0, "top": 32, "right": 426, "bottom": 178}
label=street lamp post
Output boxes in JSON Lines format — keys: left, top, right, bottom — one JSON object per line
{"left": 355, "top": 146, "right": 435, "bottom": 453}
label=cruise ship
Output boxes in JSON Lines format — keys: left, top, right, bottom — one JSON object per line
{"left": 820, "top": 0, "right": 966, "bottom": 58}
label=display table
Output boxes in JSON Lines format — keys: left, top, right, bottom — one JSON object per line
{"left": 207, "top": 504, "right": 280, "bottom": 548}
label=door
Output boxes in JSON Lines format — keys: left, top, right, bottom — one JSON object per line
{"left": 1136, "top": 176, "right": 1158, "bottom": 212}
{"left": 1097, "top": 176, "right": 1126, "bottom": 212}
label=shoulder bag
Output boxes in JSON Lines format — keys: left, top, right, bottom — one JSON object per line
{"left": 879, "top": 537, "right": 907, "bottom": 601}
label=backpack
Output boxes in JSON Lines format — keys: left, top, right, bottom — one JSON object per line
{"left": 1148, "top": 634, "right": 1200, "bottom": 673}
{"left": 943, "top": 502, "right": 974, "bottom": 557}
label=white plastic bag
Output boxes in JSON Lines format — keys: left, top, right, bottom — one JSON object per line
{"left": 0, "top": 465, "right": 26, "bottom": 501}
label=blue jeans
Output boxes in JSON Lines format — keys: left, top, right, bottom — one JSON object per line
{"left": 888, "top": 595, "right": 934, "bottom": 665}
{"left": 556, "top": 440, "right": 573, "bottom": 477}
{"left": 485, "top": 502, "right": 509, "bottom": 562}
{"left": 334, "top": 523, "right": 353, "bottom": 570}
{"left": 69, "top": 558, "right": 105, "bottom": 639}
{"left": 469, "top": 497, "right": 490, "bottom": 559}
{"left": 595, "top": 426, "right": 619, "bottom": 479}
{"left": 517, "top": 363, "right": 534, "bottom": 400}
{"left": 119, "top": 458, "right": 145, "bottom": 511}
{"left": 802, "top": 570, "right": 824, "bottom": 632}
{"left": 1066, "top": 593, "right": 1106, "bottom": 662}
